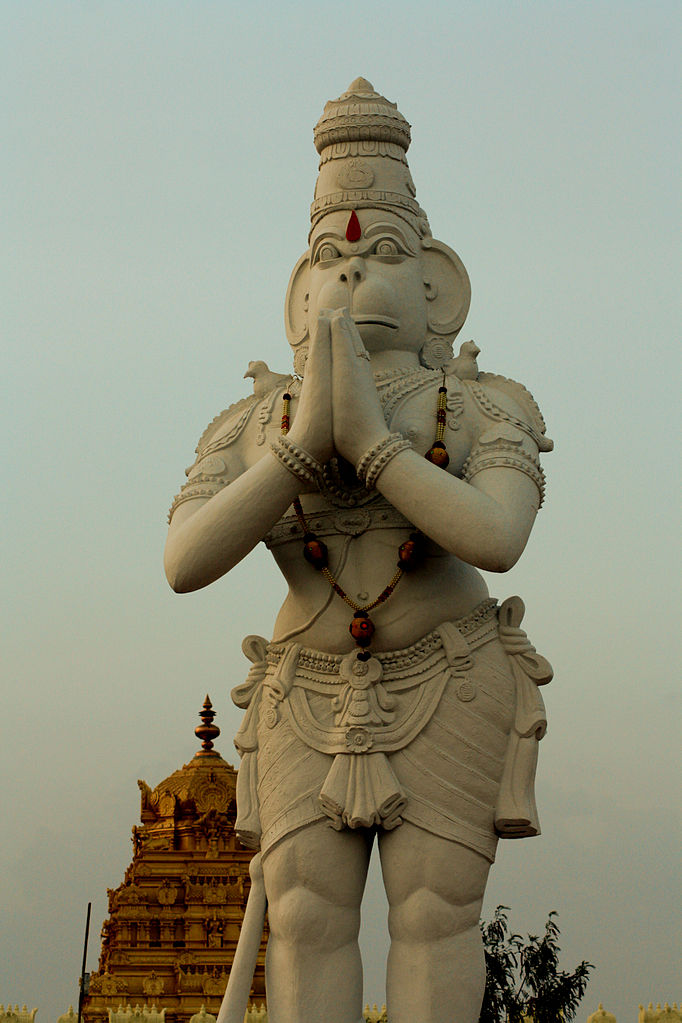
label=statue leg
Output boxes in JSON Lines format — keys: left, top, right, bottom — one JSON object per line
{"left": 378, "top": 823, "right": 491, "bottom": 1023}
{"left": 262, "top": 820, "right": 373, "bottom": 1023}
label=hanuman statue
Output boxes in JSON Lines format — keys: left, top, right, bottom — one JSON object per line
{"left": 165, "top": 78, "right": 553, "bottom": 1023}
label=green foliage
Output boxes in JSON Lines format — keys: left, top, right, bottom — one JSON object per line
{"left": 479, "top": 907, "right": 594, "bottom": 1023}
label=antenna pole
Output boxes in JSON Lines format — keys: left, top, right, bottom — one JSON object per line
{"left": 77, "top": 901, "right": 92, "bottom": 1023}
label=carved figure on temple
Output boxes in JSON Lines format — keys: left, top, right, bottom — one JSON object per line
{"left": 142, "top": 972, "right": 165, "bottom": 998}
{"left": 165, "top": 78, "right": 554, "bottom": 1023}
{"left": 157, "top": 879, "right": 178, "bottom": 906}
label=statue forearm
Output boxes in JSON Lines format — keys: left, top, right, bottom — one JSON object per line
{"left": 375, "top": 450, "right": 539, "bottom": 573}
{"left": 164, "top": 454, "right": 301, "bottom": 593}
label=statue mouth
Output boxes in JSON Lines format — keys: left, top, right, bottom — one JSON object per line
{"left": 352, "top": 314, "right": 399, "bottom": 330}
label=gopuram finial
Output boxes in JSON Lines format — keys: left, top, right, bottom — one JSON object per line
{"left": 194, "top": 694, "right": 220, "bottom": 756}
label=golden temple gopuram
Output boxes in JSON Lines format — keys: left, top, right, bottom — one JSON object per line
{"left": 80, "top": 698, "right": 266, "bottom": 1023}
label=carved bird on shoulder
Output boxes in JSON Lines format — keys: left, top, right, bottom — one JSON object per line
{"left": 244, "top": 360, "right": 291, "bottom": 399}
{"left": 447, "top": 340, "right": 481, "bottom": 381}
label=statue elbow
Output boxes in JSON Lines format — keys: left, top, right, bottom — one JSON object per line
{"left": 164, "top": 560, "right": 187, "bottom": 594}
{"left": 479, "top": 528, "right": 528, "bottom": 573}
{"left": 481, "top": 550, "right": 519, "bottom": 574}
{"left": 164, "top": 542, "right": 195, "bottom": 594}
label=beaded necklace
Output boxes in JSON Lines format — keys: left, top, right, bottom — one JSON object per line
{"left": 281, "top": 378, "right": 450, "bottom": 652}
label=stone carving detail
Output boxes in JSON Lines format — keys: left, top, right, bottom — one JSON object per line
{"left": 78, "top": 705, "right": 266, "bottom": 1020}
{"left": 638, "top": 1007, "right": 682, "bottom": 1023}
{"left": 202, "top": 968, "right": 228, "bottom": 996}
{"left": 189, "top": 1008, "right": 217, "bottom": 1023}
{"left": 0, "top": 1008, "right": 37, "bottom": 1023}
{"left": 419, "top": 336, "right": 453, "bottom": 370}
{"left": 165, "top": 78, "right": 555, "bottom": 1023}
{"left": 156, "top": 879, "right": 177, "bottom": 906}
{"left": 202, "top": 877, "right": 226, "bottom": 903}
{"left": 107, "top": 1007, "right": 165, "bottom": 1023}
{"left": 243, "top": 1008, "right": 268, "bottom": 1023}
{"left": 55, "top": 1009, "right": 78, "bottom": 1023}
{"left": 141, "top": 972, "right": 164, "bottom": 997}
{"left": 336, "top": 159, "right": 375, "bottom": 190}
{"left": 364, "top": 1008, "right": 388, "bottom": 1023}
{"left": 99, "top": 971, "right": 127, "bottom": 996}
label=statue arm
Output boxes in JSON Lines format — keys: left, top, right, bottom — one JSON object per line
{"left": 165, "top": 320, "right": 333, "bottom": 593}
{"left": 328, "top": 309, "right": 543, "bottom": 572}
{"left": 375, "top": 449, "right": 540, "bottom": 572}
{"left": 164, "top": 455, "right": 301, "bottom": 592}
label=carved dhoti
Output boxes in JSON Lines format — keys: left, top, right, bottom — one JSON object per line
{"left": 232, "top": 597, "right": 551, "bottom": 863}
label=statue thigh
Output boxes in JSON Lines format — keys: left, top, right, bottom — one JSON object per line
{"left": 262, "top": 818, "right": 489, "bottom": 947}
{"left": 378, "top": 822, "right": 491, "bottom": 944}
{"left": 262, "top": 820, "right": 373, "bottom": 950}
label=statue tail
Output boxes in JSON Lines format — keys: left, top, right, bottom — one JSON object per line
{"left": 216, "top": 852, "right": 267, "bottom": 1023}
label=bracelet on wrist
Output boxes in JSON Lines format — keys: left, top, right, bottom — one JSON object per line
{"left": 356, "top": 433, "right": 412, "bottom": 490}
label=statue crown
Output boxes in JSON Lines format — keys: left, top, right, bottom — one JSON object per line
{"left": 313, "top": 77, "right": 412, "bottom": 154}
{"left": 310, "top": 77, "right": 430, "bottom": 237}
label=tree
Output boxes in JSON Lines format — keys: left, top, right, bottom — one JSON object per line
{"left": 480, "top": 907, "right": 594, "bottom": 1023}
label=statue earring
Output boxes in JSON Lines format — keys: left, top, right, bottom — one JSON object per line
{"left": 419, "top": 337, "right": 453, "bottom": 370}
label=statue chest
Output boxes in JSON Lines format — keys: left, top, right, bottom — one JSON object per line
{"left": 382, "top": 375, "right": 474, "bottom": 476}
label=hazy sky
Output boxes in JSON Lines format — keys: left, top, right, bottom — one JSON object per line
{"left": 2, "top": 3, "right": 680, "bottom": 1021}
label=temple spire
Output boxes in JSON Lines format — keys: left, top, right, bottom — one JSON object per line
{"left": 194, "top": 694, "right": 220, "bottom": 756}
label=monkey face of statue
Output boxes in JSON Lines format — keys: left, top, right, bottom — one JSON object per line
{"left": 285, "top": 208, "right": 472, "bottom": 365}
{"left": 307, "top": 209, "right": 428, "bottom": 355}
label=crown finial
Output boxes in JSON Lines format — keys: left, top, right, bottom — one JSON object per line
{"left": 194, "top": 694, "right": 220, "bottom": 756}
{"left": 347, "top": 77, "right": 375, "bottom": 93}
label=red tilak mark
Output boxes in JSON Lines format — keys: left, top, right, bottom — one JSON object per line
{"left": 345, "top": 210, "right": 362, "bottom": 242}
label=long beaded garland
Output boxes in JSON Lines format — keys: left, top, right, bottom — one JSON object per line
{"left": 281, "top": 376, "right": 450, "bottom": 651}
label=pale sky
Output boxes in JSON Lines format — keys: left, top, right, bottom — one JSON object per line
{"left": 2, "top": 3, "right": 680, "bottom": 1021}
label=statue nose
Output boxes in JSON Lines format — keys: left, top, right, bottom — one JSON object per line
{"left": 339, "top": 257, "right": 365, "bottom": 285}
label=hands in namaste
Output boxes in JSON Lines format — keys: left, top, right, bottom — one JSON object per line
{"left": 286, "top": 308, "right": 390, "bottom": 467}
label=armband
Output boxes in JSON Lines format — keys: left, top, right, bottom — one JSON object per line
{"left": 168, "top": 473, "right": 230, "bottom": 522}
{"left": 462, "top": 439, "right": 546, "bottom": 507}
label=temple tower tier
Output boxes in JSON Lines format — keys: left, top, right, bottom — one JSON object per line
{"left": 81, "top": 699, "right": 266, "bottom": 1023}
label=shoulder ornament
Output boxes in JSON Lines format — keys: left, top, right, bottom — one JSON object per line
{"left": 468, "top": 373, "right": 553, "bottom": 453}
{"left": 168, "top": 395, "right": 258, "bottom": 524}
{"left": 462, "top": 423, "right": 546, "bottom": 507}
{"left": 194, "top": 395, "right": 259, "bottom": 460}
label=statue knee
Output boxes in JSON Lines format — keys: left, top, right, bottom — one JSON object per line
{"left": 388, "top": 887, "right": 482, "bottom": 945}
{"left": 268, "top": 884, "right": 361, "bottom": 951}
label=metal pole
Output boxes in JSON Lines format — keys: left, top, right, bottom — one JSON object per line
{"left": 77, "top": 901, "right": 92, "bottom": 1023}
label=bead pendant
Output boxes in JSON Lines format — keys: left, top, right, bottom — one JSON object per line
{"left": 398, "top": 532, "right": 425, "bottom": 571}
{"left": 303, "top": 534, "right": 329, "bottom": 569}
{"left": 425, "top": 441, "right": 450, "bottom": 469}
{"left": 349, "top": 611, "right": 375, "bottom": 647}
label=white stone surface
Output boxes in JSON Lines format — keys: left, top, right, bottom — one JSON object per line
{"left": 167, "top": 79, "right": 553, "bottom": 1023}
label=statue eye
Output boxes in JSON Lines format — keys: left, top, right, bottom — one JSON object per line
{"left": 316, "top": 242, "right": 341, "bottom": 263}
{"left": 374, "top": 238, "right": 401, "bottom": 257}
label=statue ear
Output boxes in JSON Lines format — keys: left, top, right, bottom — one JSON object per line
{"left": 421, "top": 238, "right": 471, "bottom": 341}
{"left": 285, "top": 250, "right": 311, "bottom": 348}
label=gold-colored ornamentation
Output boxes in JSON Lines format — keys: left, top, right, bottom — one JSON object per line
{"left": 425, "top": 380, "right": 450, "bottom": 468}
